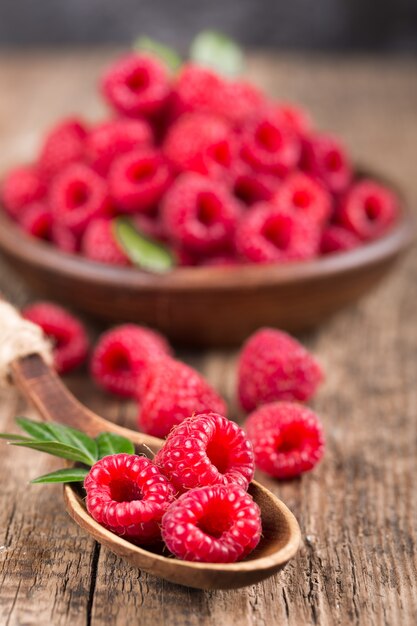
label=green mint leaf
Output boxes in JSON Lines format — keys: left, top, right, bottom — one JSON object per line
{"left": 190, "top": 30, "right": 244, "bottom": 77}
{"left": 16, "top": 417, "right": 98, "bottom": 465}
{"left": 113, "top": 218, "right": 176, "bottom": 273}
{"left": 10, "top": 440, "right": 95, "bottom": 466}
{"left": 31, "top": 467, "right": 89, "bottom": 484}
{"left": 96, "top": 432, "right": 135, "bottom": 458}
{"left": 134, "top": 36, "right": 182, "bottom": 72}
{"left": 0, "top": 432, "right": 33, "bottom": 441}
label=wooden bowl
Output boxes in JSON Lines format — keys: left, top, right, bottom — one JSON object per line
{"left": 0, "top": 192, "right": 413, "bottom": 347}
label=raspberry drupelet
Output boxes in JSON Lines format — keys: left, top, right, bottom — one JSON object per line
{"left": 161, "top": 484, "right": 262, "bottom": 562}
{"left": 84, "top": 454, "right": 176, "bottom": 544}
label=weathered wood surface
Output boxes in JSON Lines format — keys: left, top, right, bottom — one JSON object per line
{"left": 0, "top": 50, "right": 416, "bottom": 625}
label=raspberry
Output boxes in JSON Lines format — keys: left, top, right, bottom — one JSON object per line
{"left": 155, "top": 413, "right": 254, "bottom": 492}
{"left": 138, "top": 357, "right": 227, "bottom": 438}
{"left": 82, "top": 218, "right": 130, "bottom": 266}
{"left": 85, "top": 453, "right": 175, "bottom": 544}
{"left": 87, "top": 118, "right": 153, "bottom": 175}
{"left": 274, "top": 103, "right": 312, "bottom": 136}
{"left": 338, "top": 179, "right": 399, "bottom": 241}
{"left": 245, "top": 402, "right": 325, "bottom": 479}
{"left": 163, "top": 113, "right": 235, "bottom": 177}
{"left": 161, "top": 484, "right": 261, "bottom": 562}
{"left": 20, "top": 203, "right": 52, "bottom": 240}
{"left": 240, "top": 110, "right": 300, "bottom": 178}
{"left": 101, "top": 53, "right": 171, "bottom": 118}
{"left": 1, "top": 166, "right": 46, "bottom": 218}
{"left": 238, "top": 328, "right": 323, "bottom": 412}
{"left": 22, "top": 301, "right": 89, "bottom": 374}
{"left": 235, "top": 203, "right": 320, "bottom": 264}
{"left": 272, "top": 172, "right": 332, "bottom": 226}
{"left": 91, "top": 324, "right": 171, "bottom": 398}
{"left": 171, "top": 64, "right": 225, "bottom": 118}
{"left": 38, "top": 117, "right": 87, "bottom": 179}
{"left": 220, "top": 80, "right": 265, "bottom": 128}
{"left": 162, "top": 173, "right": 241, "bottom": 255}
{"left": 231, "top": 163, "right": 278, "bottom": 206}
{"left": 50, "top": 163, "right": 110, "bottom": 236}
{"left": 301, "top": 133, "right": 352, "bottom": 194}
{"left": 320, "top": 225, "right": 360, "bottom": 254}
{"left": 109, "top": 148, "right": 172, "bottom": 214}
{"left": 51, "top": 223, "right": 79, "bottom": 253}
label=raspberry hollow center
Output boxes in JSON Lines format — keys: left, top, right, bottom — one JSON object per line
{"left": 364, "top": 195, "right": 381, "bottom": 221}
{"left": 263, "top": 215, "right": 292, "bottom": 250}
{"left": 293, "top": 188, "right": 312, "bottom": 208}
{"left": 197, "top": 192, "right": 222, "bottom": 226}
{"left": 129, "top": 161, "right": 156, "bottom": 183}
{"left": 103, "top": 346, "right": 131, "bottom": 373}
{"left": 126, "top": 69, "right": 150, "bottom": 93}
{"left": 255, "top": 121, "right": 283, "bottom": 152}
{"left": 109, "top": 477, "right": 143, "bottom": 503}
{"left": 68, "top": 181, "right": 90, "bottom": 208}
{"left": 196, "top": 501, "right": 233, "bottom": 538}
{"left": 206, "top": 437, "right": 231, "bottom": 475}
{"left": 324, "top": 149, "right": 343, "bottom": 172}
{"left": 275, "top": 422, "right": 307, "bottom": 453}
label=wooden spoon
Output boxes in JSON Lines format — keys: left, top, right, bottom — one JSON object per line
{"left": 10, "top": 354, "right": 301, "bottom": 590}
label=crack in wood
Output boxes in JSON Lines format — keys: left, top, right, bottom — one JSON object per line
{"left": 86, "top": 542, "right": 101, "bottom": 626}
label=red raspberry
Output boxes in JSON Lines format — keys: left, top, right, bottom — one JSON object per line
{"left": 272, "top": 172, "right": 332, "bottom": 226}
{"left": 101, "top": 53, "right": 171, "bottom": 118}
{"left": 155, "top": 413, "right": 254, "bottom": 492}
{"left": 91, "top": 324, "right": 171, "bottom": 398}
{"left": 1, "top": 165, "right": 46, "bottom": 218}
{"left": 320, "top": 225, "right": 360, "bottom": 255}
{"left": 162, "top": 173, "right": 241, "bottom": 255}
{"left": 82, "top": 218, "right": 130, "bottom": 266}
{"left": 171, "top": 64, "right": 225, "bottom": 118}
{"left": 163, "top": 113, "right": 235, "bottom": 177}
{"left": 245, "top": 402, "right": 325, "bottom": 479}
{"left": 22, "top": 301, "right": 89, "bottom": 374}
{"left": 85, "top": 453, "right": 175, "bottom": 544}
{"left": 51, "top": 223, "right": 79, "bottom": 253}
{"left": 301, "top": 133, "right": 352, "bottom": 194}
{"left": 240, "top": 110, "right": 301, "bottom": 178}
{"left": 220, "top": 80, "right": 265, "bottom": 128}
{"left": 238, "top": 328, "right": 323, "bottom": 412}
{"left": 273, "top": 103, "right": 312, "bottom": 136}
{"left": 20, "top": 203, "right": 52, "bottom": 240}
{"left": 50, "top": 163, "right": 110, "bottom": 236}
{"left": 138, "top": 357, "right": 227, "bottom": 438}
{"left": 109, "top": 148, "right": 172, "bottom": 214}
{"left": 231, "top": 163, "right": 278, "bottom": 206}
{"left": 86, "top": 118, "right": 153, "bottom": 175}
{"left": 38, "top": 117, "right": 87, "bottom": 179}
{"left": 235, "top": 203, "right": 320, "bottom": 264}
{"left": 161, "top": 484, "right": 261, "bottom": 562}
{"left": 338, "top": 179, "right": 398, "bottom": 241}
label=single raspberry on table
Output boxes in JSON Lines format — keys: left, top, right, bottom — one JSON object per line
{"left": 240, "top": 110, "right": 301, "bottom": 178}
{"left": 138, "top": 358, "right": 227, "bottom": 438}
{"left": 38, "top": 117, "right": 88, "bottom": 179}
{"left": 82, "top": 218, "right": 130, "bottom": 266}
{"left": 161, "top": 484, "right": 261, "bottom": 562}
{"left": 1, "top": 165, "right": 46, "bottom": 218}
{"left": 162, "top": 173, "right": 241, "bottom": 255}
{"left": 163, "top": 112, "right": 235, "bottom": 177}
{"left": 85, "top": 453, "right": 176, "bottom": 544}
{"left": 91, "top": 324, "right": 171, "bottom": 398}
{"left": 86, "top": 117, "right": 153, "bottom": 175}
{"left": 272, "top": 171, "right": 332, "bottom": 226}
{"left": 338, "top": 179, "right": 398, "bottom": 241}
{"left": 238, "top": 328, "right": 323, "bottom": 412}
{"left": 235, "top": 203, "right": 320, "bottom": 264}
{"left": 320, "top": 225, "right": 360, "bottom": 254}
{"left": 49, "top": 163, "right": 110, "bottom": 236}
{"left": 301, "top": 133, "right": 352, "bottom": 195}
{"left": 245, "top": 402, "right": 325, "bottom": 479}
{"left": 155, "top": 413, "right": 254, "bottom": 493}
{"left": 20, "top": 203, "right": 52, "bottom": 240}
{"left": 101, "top": 53, "right": 171, "bottom": 118}
{"left": 109, "top": 148, "right": 172, "bottom": 214}
{"left": 22, "top": 301, "right": 89, "bottom": 374}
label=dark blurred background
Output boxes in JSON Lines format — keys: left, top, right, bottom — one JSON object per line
{"left": 0, "top": 0, "right": 416, "bottom": 51}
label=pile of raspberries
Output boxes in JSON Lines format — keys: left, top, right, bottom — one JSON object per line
{"left": 2, "top": 53, "right": 399, "bottom": 268}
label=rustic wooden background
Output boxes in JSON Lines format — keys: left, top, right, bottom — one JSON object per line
{"left": 0, "top": 51, "right": 416, "bottom": 625}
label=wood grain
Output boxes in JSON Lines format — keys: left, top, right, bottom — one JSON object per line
{"left": 0, "top": 50, "right": 417, "bottom": 624}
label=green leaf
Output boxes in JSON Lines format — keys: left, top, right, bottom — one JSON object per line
{"left": 190, "top": 30, "right": 244, "bottom": 77}
{"left": 31, "top": 467, "right": 89, "bottom": 484}
{"left": 134, "top": 36, "right": 182, "bottom": 72}
{"left": 16, "top": 417, "right": 98, "bottom": 465}
{"left": 113, "top": 219, "right": 176, "bottom": 273}
{"left": 96, "top": 432, "right": 135, "bottom": 458}
{"left": 0, "top": 432, "right": 33, "bottom": 441}
{"left": 10, "top": 440, "right": 95, "bottom": 466}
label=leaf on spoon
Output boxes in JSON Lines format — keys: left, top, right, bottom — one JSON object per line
{"left": 134, "top": 36, "right": 182, "bottom": 72}
{"left": 31, "top": 467, "right": 89, "bottom": 484}
{"left": 113, "top": 218, "right": 176, "bottom": 273}
{"left": 190, "top": 30, "right": 244, "bottom": 77}
{"left": 10, "top": 440, "right": 95, "bottom": 466}
{"left": 96, "top": 432, "right": 135, "bottom": 458}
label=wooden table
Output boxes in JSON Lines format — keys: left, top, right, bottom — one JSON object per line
{"left": 0, "top": 50, "right": 416, "bottom": 626}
